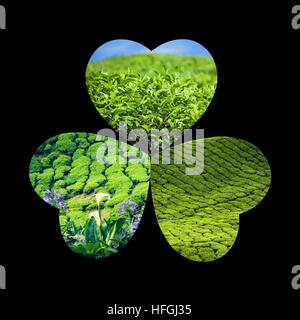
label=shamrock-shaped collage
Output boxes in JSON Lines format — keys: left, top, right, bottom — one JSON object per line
{"left": 29, "top": 40, "right": 271, "bottom": 262}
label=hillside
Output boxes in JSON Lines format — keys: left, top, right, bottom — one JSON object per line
{"left": 151, "top": 137, "right": 271, "bottom": 262}
{"left": 29, "top": 133, "right": 150, "bottom": 230}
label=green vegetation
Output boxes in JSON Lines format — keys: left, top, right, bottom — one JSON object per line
{"left": 86, "top": 54, "right": 217, "bottom": 132}
{"left": 29, "top": 51, "right": 272, "bottom": 261}
{"left": 29, "top": 132, "right": 150, "bottom": 256}
{"left": 61, "top": 196, "right": 142, "bottom": 258}
{"left": 29, "top": 156, "right": 43, "bottom": 173}
{"left": 151, "top": 137, "right": 271, "bottom": 262}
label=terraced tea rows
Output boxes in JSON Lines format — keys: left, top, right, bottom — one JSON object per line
{"left": 29, "top": 133, "right": 150, "bottom": 228}
{"left": 151, "top": 137, "right": 271, "bottom": 262}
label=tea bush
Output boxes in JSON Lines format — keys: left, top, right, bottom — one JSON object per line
{"left": 87, "top": 142, "right": 105, "bottom": 159}
{"left": 53, "top": 179, "right": 66, "bottom": 189}
{"left": 72, "top": 148, "right": 86, "bottom": 160}
{"left": 86, "top": 54, "right": 217, "bottom": 133}
{"left": 105, "top": 163, "right": 125, "bottom": 175}
{"left": 83, "top": 175, "right": 107, "bottom": 194}
{"left": 56, "top": 134, "right": 77, "bottom": 155}
{"left": 53, "top": 155, "right": 71, "bottom": 169}
{"left": 29, "top": 156, "right": 43, "bottom": 173}
{"left": 75, "top": 138, "right": 89, "bottom": 149}
{"left": 65, "top": 166, "right": 89, "bottom": 185}
{"left": 40, "top": 156, "right": 51, "bottom": 168}
{"left": 44, "top": 143, "right": 52, "bottom": 152}
{"left": 47, "top": 151, "right": 60, "bottom": 163}
{"left": 38, "top": 168, "right": 54, "bottom": 189}
{"left": 72, "top": 156, "right": 91, "bottom": 168}
{"left": 106, "top": 172, "right": 133, "bottom": 194}
{"left": 125, "top": 164, "right": 149, "bottom": 183}
{"left": 66, "top": 180, "right": 86, "bottom": 196}
{"left": 87, "top": 133, "right": 96, "bottom": 143}
{"left": 29, "top": 172, "right": 39, "bottom": 188}
{"left": 130, "top": 182, "right": 149, "bottom": 206}
{"left": 89, "top": 161, "right": 105, "bottom": 175}
{"left": 54, "top": 165, "right": 71, "bottom": 180}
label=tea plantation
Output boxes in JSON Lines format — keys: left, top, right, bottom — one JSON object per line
{"left": 29, "top": 133, "right": 150, "bottom": 228}
{"left": 151, "top": 137, "right": 271, "bottom": 262}
{"left": 86, "top": 54, "right": 217, "bottom": 133}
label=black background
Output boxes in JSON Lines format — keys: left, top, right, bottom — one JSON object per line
{"left": 0, "top": 0, "right": 299, "bottom": 312}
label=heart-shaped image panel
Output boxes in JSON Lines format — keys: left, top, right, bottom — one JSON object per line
{"left": 86, "top": 39, "right": 217, "bottom": 133}
{"left": 151, "top": 137, "right": 271, "bottom": 262}
{"left": 29, "top": 132, "right": 150, "bottom": 258}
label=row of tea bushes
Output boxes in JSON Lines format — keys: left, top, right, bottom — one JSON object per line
{"left": 29, "top": 132, "right": 150, "bottom": 227}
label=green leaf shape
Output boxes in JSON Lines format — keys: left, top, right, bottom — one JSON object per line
{"left": 73, "top": 242, "right": 104, "bottom": 256}
{"left": 29, "top": 132, "right": 150, "bottom": 258}
{"left": 85, "top": 216, "right": 100, "bottom": 244}
{"left": 151, "top": 137, "right": 271, "bottom": 262}
{"left": 86, "top": 51, "right": 217, "bottom": 133}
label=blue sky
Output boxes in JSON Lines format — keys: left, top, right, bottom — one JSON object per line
{"left": 89, "top": 40, "right": 150, "bottom": 62}
{"left": 89, "top": 39, "right": 211, "bottom": 62}
{"left": 153, "top": 40, "right": 211, "bottom": 57}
